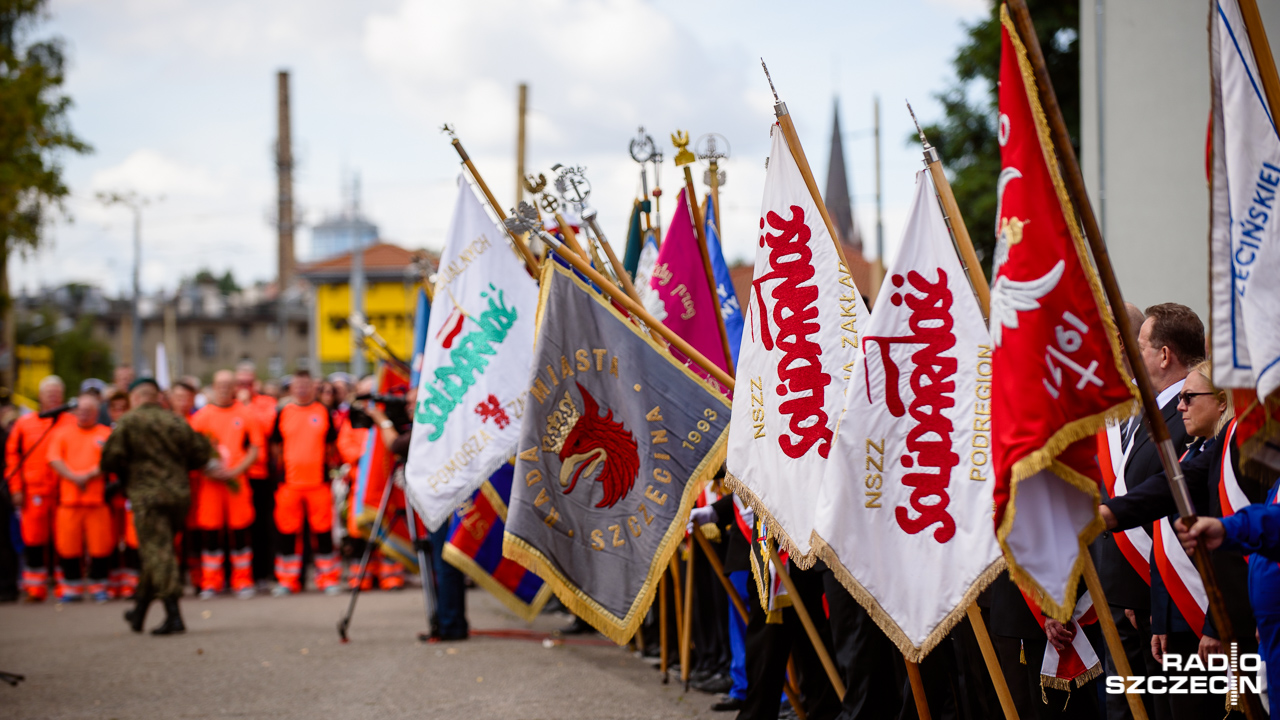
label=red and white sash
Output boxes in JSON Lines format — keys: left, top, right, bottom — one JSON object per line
{"left": 1098, "top": 426, "right": 1152, "bottom": 584}
{"left": 1219, "top": 419, "right": 1249, "bottom": 518}
{"left": 1153, "top": 516, "right": 1208, "bottom": 638}
{"left": 1023, "top": 589, "right": 1102, "bottom": 691}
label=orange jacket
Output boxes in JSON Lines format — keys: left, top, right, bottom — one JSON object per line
{"left": 242, "top": 394, "right": 277, "bottom": 479}
{"left": 6, "top": 412, "right": 73, "bottom": 498}
{"left": 48, "top": 423, "right": 112, "bottom": 506}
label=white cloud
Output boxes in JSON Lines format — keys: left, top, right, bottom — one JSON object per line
{"left": 362, "top": 0, "right": 769, "bottom": 153}
{"left": 89, "top": 149, "right": 223, "bottom": 199}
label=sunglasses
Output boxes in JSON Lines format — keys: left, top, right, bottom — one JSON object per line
{"left": 1178, "top": 391, "right": 1214, "bottom": 405}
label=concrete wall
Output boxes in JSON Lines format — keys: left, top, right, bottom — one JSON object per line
{"left": 1080, "top": 0, "right": 1280, "bottom": 320}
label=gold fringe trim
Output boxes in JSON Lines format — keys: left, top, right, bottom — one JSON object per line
{"left": 442, "top": 541, "right": 552, "bottom": 623}
{"left": 989, "top": 1, "right": 1140, "bottom": 625}
{"left": 1000, "top": 4, "right": 1139, "bottom": 417}
{"left": 812, "top": 534, "right": 1007, "bottom": 662}
{"left": 500, "top": 436, "right": 728, "bottom": 646}
{"left": 1040, "top": 660, "right": 1102, "bottom": 692}
{"left": 722, "top": 470, "right": 821, "bottom": 571}
{"left": 997, "top": 457, "right": 1108, "bottom": 621}
{"left": 502, "top": 257, "right": 732, "bottom": 644}
{"left": 478, "top": 480, "right": 508, "bottom": 523}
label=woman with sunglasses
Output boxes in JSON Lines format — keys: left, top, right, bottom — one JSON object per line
{"left": 1102, "top": 361, "right": 1269, "bottom": 718}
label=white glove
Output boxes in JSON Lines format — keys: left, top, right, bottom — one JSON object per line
{"left": 687, "top": 505, "right": 718, "bottom": 534}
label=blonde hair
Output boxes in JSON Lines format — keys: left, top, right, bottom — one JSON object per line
{"left": 1191, "top": 360, "right": 1232, "bottom": 435}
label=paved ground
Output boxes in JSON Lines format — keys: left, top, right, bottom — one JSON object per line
{"left": 0, "top": 587, "right": 722, "bottom": 719}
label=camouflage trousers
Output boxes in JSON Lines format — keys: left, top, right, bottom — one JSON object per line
{"left": 133, "top": 502, "right": 189, "bottom": 601}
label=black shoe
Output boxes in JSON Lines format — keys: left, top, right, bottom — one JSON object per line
{"left": 692, "top": 672, "right": 733, "bottom": 695}
{"left": 711, "top": 696, "right": 744, "bottom": 712}
{"left": 124, "top": 595, "right": 152, "bottom": 633}
{"left": 417, "top": 629, "right": 469, "bottom": 643}
{"left": 558, "top": 616, "right": 594, "bottom": 635}
{"left": 150, "top": 598, "right": 186, "bottom": 635}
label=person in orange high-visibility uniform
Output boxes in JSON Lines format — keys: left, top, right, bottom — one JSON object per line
{"left": 47, "top": 394, "right": 114, "bottom": 603}
{"left": 190, "top": 370, "right": 262, "bottom": 599}
{"left": 6, "top": 375, "right": 74, "bottom": 602}
{"left": 236, "top": 360, "right": 278, "bottom": 586}
{"left": 269, "top": 370, "right": 340, "bottom": 595}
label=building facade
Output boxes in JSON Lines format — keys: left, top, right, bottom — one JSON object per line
{"left": 1080, "top": 0, "right": 1280, "bottom": 318}
{"left": 298, "top": 242, "right": 435, "bottom": 374}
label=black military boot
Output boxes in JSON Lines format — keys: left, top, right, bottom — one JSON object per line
{"left": 150, "top": 598, "right": 186, "bottom": 635}
{"left": 124, "top": 594, "right": 151, "bottom": 633}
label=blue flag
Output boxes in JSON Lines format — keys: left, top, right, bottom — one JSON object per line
{"left": 704, "top": 194, "right": 743, "bottom": 365}
{"left": 409, "top": 286, "right": 430, "bottom": 389}
{"left": 443, "top": 464, "right": 552, "bottom": 622}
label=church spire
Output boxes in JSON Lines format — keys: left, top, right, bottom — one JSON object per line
{"left": 824, "top": 98, "right": 861, "bottom": 253}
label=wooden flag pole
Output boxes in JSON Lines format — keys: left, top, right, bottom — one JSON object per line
{"left": 965, "top": 604, "right": 1019, "bottom": 720}
{"left": 679, "top": 163, "right": 736, "bottom": 375}
{"left": 1003, "top": 3, "right": 1258, "bottom": 718}
{"left": 553, "top": 212, "right": 591, "bottom": 262}
{"left": 681, "top": 537, "right": 695, "bottom": 691}
{"left": 784, "top": 656, "right": 808, "bottom": 720}
{"left": 659, "top": 573, "right": 669, "bottom": 682}
{"left": 908, "top": 107, "right": 1019, "bottom": 720}
{"left": 528, "top": 231, "right": 736, "bottom": 391}
{"left": 448, "top": 136, "right": 541, "bottom": 276}
{"left": 708, "top": 159, "right": 722, "bottom": 237}
{"left": 669, "top": 556, "right": 684, "bottom": 648}
{"left": 761, "top": 62, "right": 862, "bottom": 295}
{"left": 904, "top": 659, "right": 934, "bottom": 720}
{"left": 460, "top": 139, "right": 732, "bottom": 386}
{"left": 692, "top": 531, "right": 805, "bottom": 720}
{"left": 766, "top": 542, "right": 846, "bottom": 700}
{"left": 581, "top": 212, "right": 643, "bottom": 304}
{"left": 1238, "top": 0, "right": 1280, "bottom": 126}
{"left": 693, "top": 530, "right": 748, "bottom": 622}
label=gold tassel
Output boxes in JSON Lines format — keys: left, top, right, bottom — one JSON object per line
{"left": 1020, "top": 640, "right": 1026, "bottom": 665}
{"left": 699, "top": 523, "right": 722, "bottom": 543}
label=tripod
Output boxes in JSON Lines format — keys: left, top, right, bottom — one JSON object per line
{"left": 337, "top": 468, "right": 436, "bottom": 642}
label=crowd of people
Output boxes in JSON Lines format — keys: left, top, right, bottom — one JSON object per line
{"left": 0, "top": 361, "right": 426, "bottom": 623}
{"left": 630, "top": 301, "right": 1280, "bottom": 720}
{"left": 3, "top": 299, "right": 1279, "bottom": 720}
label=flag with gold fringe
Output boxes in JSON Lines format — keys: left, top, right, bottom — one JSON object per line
{"left": 503, "top": 260, "right": 731, "bottom": 644}
{"left": 991, "top": 5, "right": 1138, "bottom": 621}
{"left": 443, "top": 463, "right": 552, "bottom": 622}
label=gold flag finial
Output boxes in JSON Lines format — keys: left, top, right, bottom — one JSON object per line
{"left": 671, "top": 130, "right": 695, "bottom": 166}
{"left": 522, "top": 172, "right": 547, "bottom": 195}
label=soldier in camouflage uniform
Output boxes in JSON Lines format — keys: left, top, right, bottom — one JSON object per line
{"left": 101, "top": 378, "right": 219, "bottom": 635}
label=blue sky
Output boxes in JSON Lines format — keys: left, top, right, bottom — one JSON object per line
{"left": 18, "top": 0, "right": 988, "bottom": 296}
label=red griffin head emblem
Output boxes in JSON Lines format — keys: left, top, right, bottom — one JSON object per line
{"left": 557, "top": 382, "right": 639, "bottom": 509}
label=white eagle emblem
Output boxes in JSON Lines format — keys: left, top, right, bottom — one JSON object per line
{"left": 989, "top": 165, "right": 1064, "bottom": 347}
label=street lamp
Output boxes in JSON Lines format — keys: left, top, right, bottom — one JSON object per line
{"left": 96, "top": 191, "right": 153, "bottom": 375}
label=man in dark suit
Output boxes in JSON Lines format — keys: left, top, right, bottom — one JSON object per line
{"left": 1096, "top": 303, "right": 1203, "bottom": 720}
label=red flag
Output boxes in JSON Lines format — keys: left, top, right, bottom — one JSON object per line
{"left": 991, "top": 6, "right": 1138, "bottom": 621}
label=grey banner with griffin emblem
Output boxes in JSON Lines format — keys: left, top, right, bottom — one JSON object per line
{"left": 503, "top": 261, "right": 730, "bottom": 644}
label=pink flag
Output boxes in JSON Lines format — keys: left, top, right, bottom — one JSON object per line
{"left": 645, "top": 188, "right": 731, "bottom": 376}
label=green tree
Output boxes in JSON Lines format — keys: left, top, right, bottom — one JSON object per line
{"left": 0, "top": 0, "right": 91, "bottom": 387}
{"left": 16, "top": 305, "right": 112, "bottom": 392}
{"left": 917, "top": 0, "right": 1078, "bottom": 271}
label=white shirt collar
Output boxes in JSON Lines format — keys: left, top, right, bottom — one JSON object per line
{"left": 1156, "top": 378, "right": 1185, "bottom": 409}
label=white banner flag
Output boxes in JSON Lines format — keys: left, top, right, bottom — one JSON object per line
{"left": 405, "top": 178, "right": 539, "bottom": 530}
{"left": 726, "top": 125, "right": 868, "bottom": 563}
{"left": 1210, "top": 0, "right": 1280, "bottom": 399}
{"left": 814, "top": 173, "right": 1002, "bottom": 660}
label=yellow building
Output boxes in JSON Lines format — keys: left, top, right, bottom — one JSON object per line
{"left": 298, "top": 243, "right": 433, "bottom": 371}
